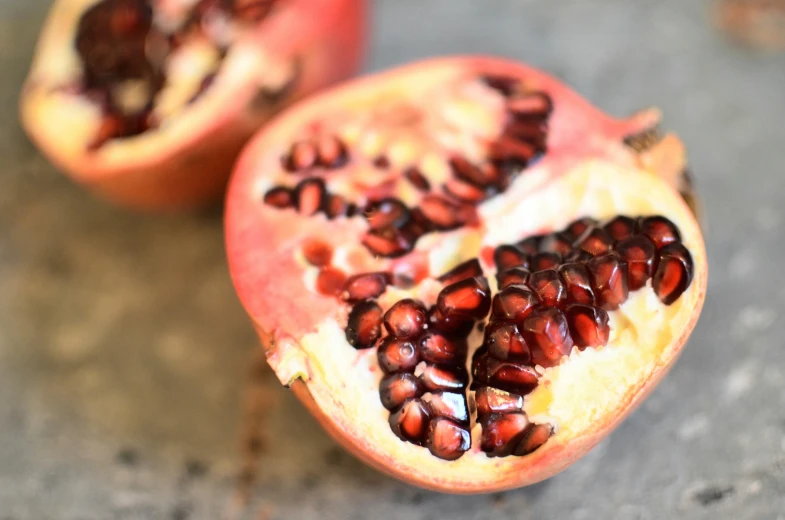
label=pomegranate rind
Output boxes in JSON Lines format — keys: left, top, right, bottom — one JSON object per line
{"left": 225, "top": 56, "right": 707, "bottom": 493}
{"left": 20, "top": 0, "right": 366, "bottom": 210}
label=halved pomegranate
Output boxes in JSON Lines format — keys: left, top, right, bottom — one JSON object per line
{"left": 225, "top": 56, "right": 707, "bottom": 493}
{"left": 20, "top": 0, "right": 365, "bottom": 210}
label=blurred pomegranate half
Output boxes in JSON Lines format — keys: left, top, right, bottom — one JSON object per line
{"left": 20, "top": 0, "right": 366, "bottom": 210}
{"left": 225, "top": 56, "right": 707, "bottom": 493}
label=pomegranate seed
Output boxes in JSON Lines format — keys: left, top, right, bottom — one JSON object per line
{"left": 417, "top": 364, "right": 468, "bottom": 392}
{"left": 379, "top": 373, "right": 423, "bottom": 411}
{"left": 530, "top": 251, "right": 562, "bottom": 272}
{"left": 527, "top": 269, "right": 567, "bottom": 308}
{"left": 419, "top": 332, "right": 467, "bottom": 365}
{"left": 507, "top": 92, "right": 553, "bottom": 119}
{"left": 488, "top": 135, "right": 538, "bottom": 163}
{"left": 282, "top": 141, "right": 316, "bottom": 171}
{"left": 474, "top": 386, "right": 524, "bottom": 416}
{"left": 638, "top": 215, "right": 681, "bottom": 248}
{"left": 564, "top": 217, "right": 598, "bottom": 240}
{"left": 377, "top": 337, "right": 419, "bottom": 373}
{"left": 615, "top": 235, "right": 657, "bottom": 291}
{"left": 558, "top": 263, "right": 595, "bottom": 305}
{"left": 263, "top": 186, "right": 293, "bottom": 208}
{"left": 325, "top": 194, "right": 354, "bottom": 219}
{"left": 422, "top": 391, "right": 469, "bottom": 424}
{"left": 575, "top": 226, "right": 614, "bottom": 256}
{"left": 301, "top": 239, "right": 332, "bottom": 266}
{"left": 504, "top": 120, "right": 548, "bottom": 148}
{"left": 426, "top": 417, "right": 470, "bottom": 461}
{"left": 449, "top": 156, "right": 495, "bottom": 187}
{"left": 514, "top": 423, "right": 553, "bottom": 456}
{"left": 496, "top": 266, "right": 530, "bottom": 289}
{"left": 494, "top": 245, "right": 529, "bottom": 271}
{"left": 437, "top": 276, "right": 491, "bottom": 319}
{"left": 565, "top": 304, "right": 610, "bottom": 349}
{"left": 517, "top": 235, "right": 543, "bottom": 255}
{"left": 384, "top": 299, "right": 427, "bottom": 339}
{"left": 484, "top": 322, "right": 530, "bottom": 363}
{"left": 604, "top": 216, "right": 637, "bottom": 242}
{"left": 294, "top": 177, "right": 326, "bottom": 216}
{"left": 587, "top": 252, "right": 629, "bottom": 310}
{"left": 491, "top": 284, "right": 539, "bottom": 323}
{"left": 373, "top": 155, "right": 390, "bottom": 168}
{"left": 480, "top": 412, "right": 530, "bottom": 457}
{"left": 404, "top": 167, "right": 431, "bottom": 191}
{"left": 471, "top": 349, "right": 489, "bottom": 387}
{"left": 485, "top": 358, "right": 539, "bottom": 395}
{"left": 444, "top": 178, "right": 487, "bottom": 203}
{"left": 345, "top": 300, "right": 383, "bottom": 349}
{"left": 563, "top": 248, "right": 594, "bottom": 263}
{"left": 419, "top": 195, "right": 464, "bottom": 230}
{"left": 343, "top": 272, "right": 388, "bottom": 302}
{"left": 315, "top": 267, "right": 347, "bottom": 296}
{"left": 316, "top": 135, "right": 348, "bottom": 168}
{"left": 362, "top": 227, "right": 413, "bottom": 258}
{"left": 365, "top": 198, "right": 411, "bottom": 230}
{"left": 428, "top": 307, "right": 474, "bottom": 337}
{"left": 480, "top": 74, "right": 519, "bottom": 96}
{"left": 438, "top": 258, "right": 483, "bottom": 286}
{"left": 652, "top": 243, "right": 694, "bottom": 305}
{"left": 521, "top": 307, "right": 574, "bottom": 367}
{"left": 539, "top": 232, "right": 574, "bottom": 255}
{"left": 389, "top": 398, "right": 430, "bottom": 444}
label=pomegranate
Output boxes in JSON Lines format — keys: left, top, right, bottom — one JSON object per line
{"left": 20, "top": 0, "right": 365, "bottom": 210}
{"left": 225, "top": 56, "right": 707, "bottom": 493}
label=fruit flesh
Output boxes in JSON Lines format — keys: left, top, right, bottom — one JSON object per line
{"left": 20, "top": 0, "right": 366, "bottom": 209}
{"left": 225, "top": 57, "right": 707, "bottom": 492}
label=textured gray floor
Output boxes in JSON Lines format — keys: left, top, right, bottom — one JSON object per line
{"left": 2, "top": 0, "right": 785, "bottom": 518}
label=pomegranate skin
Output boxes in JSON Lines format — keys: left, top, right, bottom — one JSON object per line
{"left": 225, "top": 56, "right": 708, "bottom": 493}
{"left": 20, "top": 0, "right": 367, "bottom": 211}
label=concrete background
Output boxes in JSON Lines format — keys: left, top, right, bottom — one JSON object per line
{"left": 2, "top": 0, "right": 784, "bottom": 518}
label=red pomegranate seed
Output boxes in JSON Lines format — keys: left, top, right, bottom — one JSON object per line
{"left": 263, "top": 186, "right": 293, "bottom": 208}
{"left": 325, "top": 194, "right": 354, "bottom": 219}
{"left": 316, "top": 135, "right": 348, "bottom": 168}
{"left": 504, "top": 120, "right": 548, "bottom": 148}
{"left": 494, "top": 245, "right": 529, "bottom": 271}
{"left": 302, "top": 239, "right": 332, "bottom": 266}
{"left": 539, "top": 232, "right": 574, "bottom": 255}
{"left": 426, "top": 417, "right": 470, "bottom": 461}
{"left": 506, "top": 92, "right": 553, "bottom": 119}
{"left": 565, "top": 304, "right": 610, "bottom": 349}
{"left": 615, "top": 234, "right": 657, "bottom": 291}
{"left": 389, "top": 398, "right": 430, "bottom": 444}
{"left": 480, "top": 74, "right": 519, "bottom": 96}
{"left": 587, "top": 252, "right": 629, "bottom": 310}
{"left": 294, "top": 177, "right": 326, "bottom": 216}
{"left": 527, "top": 269, "right": 567, "bottom": 308}
{"left": 485, "top": 358, "right": 539, "bottom": 395}
{"left": 558, "top": 263, "right": 595, "bottom": 305}
{"left": 563, "top": 249, "right": 594, "bottom": 263}
{"left": 437, "top": 276, "right": 491, "bottom": 319}
{"left": 491, "top": 284, "right": 540, "bottom": 323}
{"left": 449, "top": 156, "right": 495, "bottom": 187}
{"left": 379, "top": 373, "right": 423, "bottom": 411}
{"left": 575, "top": 226, "right": 614, "bottom": 256}
{"left": 419, "top": 195, "right": 464, "bottom": 230}
{"left": 521, "top": 307, "right": 574, "bottom": 367}
{"left": 514, "top": 423, "right": 553, "bottom": 456}
{"left": 480, "top": 412, "right": 530, "bottom": 457}
{"left": 489, "top": 135, "right": 538, "bottom": 163}
{"left": 428, "top": 307, "right": 474, "bottom": 337}
{"left": 517, "top": 235, "right": 543, "bottom": 255}
{"left": 343, "top": 272, "right": 388, "bottom": 302}
{"left": 404, "top": 167, "right": 431, "bottom": 191}
{"left": 377, "top": 337, "right": 419, "bottom": 373}
{"left": 422, "top": 391, "right": 469, "bottom": 424}
{"left": 564, "top": 217, "right": 598, "bottom": 240}
{"left": 471, "top": 349, "right": 490, "bottom": 387}
{"left": 315, "top": 267, "right": 347, "bottom": 296}
{"left": 652, "top": 243, "right": 694, "bottom": 305}
{"left": 496, "top": 266, "right": 531, "bottom": 289}
{"left": 604, "top": 216, "right": 637, "bottom": 242}
{"left": 362, "top": 227, "right": 413, "bottom": 258}
{"left": 345, "top": 300, "right": 383, "bottom": 349}
{"left": 282, "top": 141, "right": 317, "bottom": 171}
{"left": 444, "top": 178, "right": 487, "bottom": 203}
{"left": 417, "top": 364, "right": 468, "bottom": 392}
{"left": 384, "top": 299, "right": 427, "bottom": 339}
{"left": 638, "top": 215, "right": 681, "bottom": 248}
{"left": 419, "top": 332, "right": 467, "bottom": 366}
{"left": 474, "top": 386, "right": 524, "bottom": 416}
{"left": 484, "top": 322, "right": 530, "bottom": 363}
{"left": 373, "top": 155, "right": 390, "bottom": 168}
{"left": 438, "top": 258, "right": 483, "bottom": 286}
{"left": 530, "top": 252, "right": 562, "bottom": 272}
{"left": 365, "top": 198, "right": 411, "bottom": 230}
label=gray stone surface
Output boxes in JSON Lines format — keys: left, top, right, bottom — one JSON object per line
{"left": 2, "top": 0, "right": 784, "bottom": 518}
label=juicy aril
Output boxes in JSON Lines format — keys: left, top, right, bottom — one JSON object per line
{"left": 225, "top": 56, "right": 707, "bottom": 493}
{"left": 20, "top": 0, "right": 365, "bottom": 210}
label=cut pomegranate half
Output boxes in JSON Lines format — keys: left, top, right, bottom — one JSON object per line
{"left": 20, "top": 0, "right": 366, "bottom": 210}
{"left": 225, "top": 56, "right": 707, "bottom": 493}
